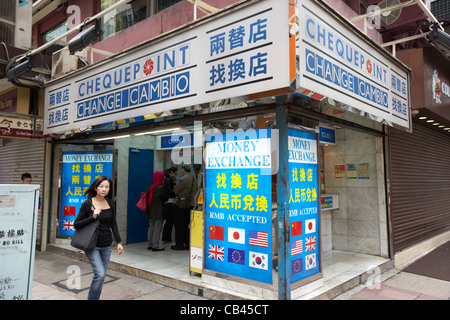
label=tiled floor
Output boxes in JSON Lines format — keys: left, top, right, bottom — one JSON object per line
{"left": 51, "top": 240, "right": 389, "bottom": 299}
{"left": 112, "top": 241, "right": 389, "bottom": 299}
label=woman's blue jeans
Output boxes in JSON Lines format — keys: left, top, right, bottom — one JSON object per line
{"left": 85, "top": 245, "right": 112, "bottom": 300}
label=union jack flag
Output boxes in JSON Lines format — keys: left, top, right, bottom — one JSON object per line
{"left": 208, "top": 244, "right": 224, "bottom": 261}
{"left": 305, "top": 236, "right": 316, "bottom": 252}
{"left": 62, "top": 220, "right": 74, "bottom": 231}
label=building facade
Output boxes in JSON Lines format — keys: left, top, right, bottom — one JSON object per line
{"left": 2, "top": 0, "right": 449, "bottom": 299}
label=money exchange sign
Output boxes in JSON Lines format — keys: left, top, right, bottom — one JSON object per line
{"left": 205, "top": 129, "right": 272, "bottom": 284}
{"left": 59, "top": 151, "right": 113, "bottom": 237}
{"left": 288, "top": 129, "right": 320, "bottom": 282}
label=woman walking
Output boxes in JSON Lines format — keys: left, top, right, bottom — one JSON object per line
{"left": 74, "top": 175, "right": 123, "bottom": 300}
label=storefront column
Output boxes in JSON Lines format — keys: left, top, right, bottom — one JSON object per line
{"left": 276, "top": 96, "right": 291, "bottom": 300}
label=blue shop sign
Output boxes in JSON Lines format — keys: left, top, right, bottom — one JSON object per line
{"left": 59, "top": 151, "right": 113, "bottom": 237}
{"left": 204, "top": 129, "right": 272, "bottom": 284}
{"left": 319, "top": 126, "right": 336, "bottom": 144}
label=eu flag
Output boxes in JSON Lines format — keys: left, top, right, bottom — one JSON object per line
{"left": 228, "top": 248, "right": 245, "bottom": 265}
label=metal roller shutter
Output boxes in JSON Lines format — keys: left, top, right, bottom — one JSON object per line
{"left": 0, "top": 138, "right": 45, "bottom": 246}
{"left": 388, "top": 124, "right": 450, "bottom": 253}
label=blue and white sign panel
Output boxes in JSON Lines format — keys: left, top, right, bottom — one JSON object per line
{"left": 288, "top": 129, "right": 320, "bottom": 283}
{"left": 204, "top": 129, "right": 272, "bottom": 284}
{"left": 157, "top": 133, "right": 193, "bottom": 150}
{"left": 297, "top": 0, "right": 411, "bottom": 129}
{"left": 44, "top": 0, "right": 290, "bottom": 134}
{"left": 319, "top": 126, "right": 335, "bottom": 144}
{"left": 59, "top": 151, "right": 113, "bottom": 237}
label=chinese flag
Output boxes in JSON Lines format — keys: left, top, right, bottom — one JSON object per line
{"left": 291, "top": 221, "right": 302, "bottom": 237}
{"left": 209, "top": 225, "right": 224, "bottom": 241}
{"left": 63, "top": 206, "right": 76, "bottom": 216}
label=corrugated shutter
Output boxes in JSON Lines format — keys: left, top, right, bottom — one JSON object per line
{"left": 388, "top": 124, "right": 450, "bottom": 253}
{"left": 0, "top": 138, "right": 45, "bottom": 246}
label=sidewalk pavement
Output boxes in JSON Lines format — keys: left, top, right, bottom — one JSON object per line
{"left": 334, "top": 241, "right": 450, "bottom": 300}
{"left": 32, "top": 243, "right": 450, "bottom": 300}
{"left": 32, "top": 250, "right": 208, "bottom": 300}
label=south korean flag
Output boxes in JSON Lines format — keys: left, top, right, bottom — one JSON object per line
{"left": 249, "top": 251, "right": 268, "bottom": 270}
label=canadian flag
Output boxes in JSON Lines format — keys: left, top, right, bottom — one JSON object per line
{"left": 305, "top": 219, "right": 316, "bottom": 234}
{"left": 228, "top": 227, "right": 245, "bottom": 244}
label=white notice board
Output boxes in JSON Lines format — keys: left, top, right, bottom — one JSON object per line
{"left": 0, "top": 184, "right": 39, "bottom": 300}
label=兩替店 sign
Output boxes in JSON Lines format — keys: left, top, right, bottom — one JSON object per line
{"left": 296, "top": 0, "right": 411, "bottom": 130}
{"left": 43, "top": 0, "right": 291, "bottom": 135}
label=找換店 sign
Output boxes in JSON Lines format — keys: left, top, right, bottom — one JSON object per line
{"left": 288, "top": 129, "right": 320, "bottom": 283}
{"left": 43, "top": 0, "right": 290, "bottom": 134}
{"left": 205, "top": 129, "right": 272, "bottom": 284}
{"left": 59, "top": 151, "right": 113, "bottom": 237}
{"left": 296, "top": 0, "right": 411, "bottom": 130}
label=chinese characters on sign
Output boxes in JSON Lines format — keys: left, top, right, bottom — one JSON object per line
{"left": 288, "top": 129, "right": 320, "bottom": 282}
{"left": 207, "top": 15, "right": 270, "bottom": 91}
{"left": 44, "top": 0, "right": 291, "bottom": 135}
{"left": 205, "top": 129, "right": 272, "bottom": 284}
{"left": 47, "top": 84, "right": 70, "bottom": 128}
{"left": 0, "top": 185, "right": 39, "bottom": 300}
{"left": 0, "top": 116, "right": 43, "bottom": 139}
{"left": 298, "top": 0, "right": 411, "bottom": 130}
{"left": 59, "top": 151, "right": 113, "bottom": 237}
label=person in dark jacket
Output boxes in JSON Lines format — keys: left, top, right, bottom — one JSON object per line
{"left": 162, "top": 166, "right": 177, "bottom": 243}
{"left": 171, "top": 164, "right": 198, "bottom": 250}
{"left": 74, "top": 175, "right": 123, "bottom": 300}
{"left": 146, "top": 171, "right": 169, "bottom": 251}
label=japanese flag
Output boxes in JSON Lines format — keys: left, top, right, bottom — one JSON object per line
{"left": 305, "top": 219, "right": 316, "bottom": 234}
{"left": 228, "top": 227, "right": 245, "bottom": 244}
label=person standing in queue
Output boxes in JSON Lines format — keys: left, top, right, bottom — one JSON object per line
{"left": 162, "top": 166, "right": 177, "bottom": 244}
{"left": 146, "top": 171, "right": 169, "bottom": 251}
{"left": 171, "top": 164, "right": 198, "bottom": 250}
{"left": 74, "top": 175, "right": 123, "bottom": 300}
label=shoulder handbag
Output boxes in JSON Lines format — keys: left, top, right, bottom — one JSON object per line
{"left": 136, "top": 191, "right": 148, "bottom": 211}
{"left": 70, "top": 200, "right": 100, "bottom": 252}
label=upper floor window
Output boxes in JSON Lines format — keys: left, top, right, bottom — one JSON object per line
{"left": 42, "top": 20, "right": 68, "bottom": 55}
{"left": 0, "top": 0, "right": 16, "bottom": 46}
{"left": 101, "top": 0, "right": 182, "bottom": 40}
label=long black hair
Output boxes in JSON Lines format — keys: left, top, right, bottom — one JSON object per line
{"left": 84, "top": 175, "right": 113, "bottom": 198}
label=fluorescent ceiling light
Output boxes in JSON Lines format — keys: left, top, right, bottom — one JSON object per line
{"left": 93, "top": 134, "right": 130, "bottom": 141}
{"left": 134, "top": 127, "right": 182, "bottom": 136}
{"left": 426, "top": 119, "right": 434, "bottom": 122}
{"left": 419, "top": 116, "right": 427, "bottom": 120}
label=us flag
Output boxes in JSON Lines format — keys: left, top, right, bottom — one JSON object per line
{"left": 249, "top": 230, "right": 268, "bottom": 248}
{"left": 305, "top": 236, "right": 316, "bottom": 251}
{"left": 208, "top": 244, "right": 224, "bottom": 261}
{"left": 291, "top": 239, "right": 302, "bottom": 256}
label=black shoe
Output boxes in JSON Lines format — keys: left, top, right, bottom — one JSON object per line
{"left": 171, "top": 245, "right": 185, "bottom": 250}
{"left": 152, "top": 248, "right": 165, "bottom": 252}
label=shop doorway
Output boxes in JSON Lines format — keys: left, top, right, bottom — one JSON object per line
{"left": 127, "top": 148, "right": 154, "bottom": 243}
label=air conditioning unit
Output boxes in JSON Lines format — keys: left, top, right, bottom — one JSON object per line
{"left": 51, "top": 47, "right": 86, "bottom": 78}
